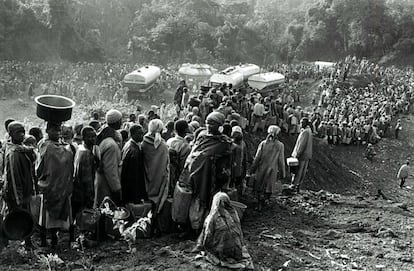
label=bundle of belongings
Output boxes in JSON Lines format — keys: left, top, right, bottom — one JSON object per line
{"left": 75, "top": 197, "right": 152, "bottom": 246}
{"left": 193, "top": 192, "right": 254, "bottom": 269}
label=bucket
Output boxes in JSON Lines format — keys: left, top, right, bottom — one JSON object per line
{"left": 230, "top": 201, "right": 247, "bottom": 221}
{"left": 287, "top": 157, "right": 299, "bottom": 174}
{"left": 35, "top": 95, "right": 75, "bottom": 122}
{"left": 3, "top": 209, "right": 34, "bottom": 240}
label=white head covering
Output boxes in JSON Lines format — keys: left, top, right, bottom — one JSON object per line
{"left": 147, "top": 119, "right": 164, "bottom": 149}
{"left": 266, "top": 125, "right": 281, "bottom": 141}
{"left": 231, "top": 126, "right": 243, "bottom": 137}
{"left": 267, "top": 125, "right": 281, "bottom": 137}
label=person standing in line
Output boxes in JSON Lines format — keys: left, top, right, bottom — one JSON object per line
{"left": 94, "top": 109, "right": 123, "bottom": 207}
{"left": 291, "top": 118, "right": 313, "bottom": 192}
{"left": 397, "top": 161, "right": 410, "bottom": 188}
{"left": 252, "top": 98, "right": 266, "bottom": 134}
{"left": 166, "top": 120, "right": 191, "bottom": 195}
{"left": 230, "top": 126, "right": 248, "bottom": 199}
{"left": 2, "top": 121, "right": 36, "bottom": 248}
{"left": 141, "top": 119, "right": 170, "bottom": 218}
{"left": 70, "top": 126, "right": 99, "bottom": 243}
{"left": 179, "top": 112, "right": 232, "bottom": 231}
{"left": 37, "top": 122, "right": 74, "bottom": 248}
{"left": 181, "top": 87, "right": 190, "bottom": 111}
{"left": 120, "top": 124, "right": 146, "bottom": 204}
{"left": 174, "top": 80, "right": 186, "bottom": 117}
{"left": 250, "top": 125, "right": 285, "bottom": 211}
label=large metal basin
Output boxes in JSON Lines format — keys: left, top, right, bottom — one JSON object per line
{"left": 35, "top": 95, "right": 75, "bottom": 122}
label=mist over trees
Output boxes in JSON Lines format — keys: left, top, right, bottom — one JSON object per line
{"left": 0, "top": 0, "right": 413, "bottom": 64}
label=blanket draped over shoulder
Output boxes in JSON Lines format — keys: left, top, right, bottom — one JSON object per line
{"left": 179, "top": 134, "right": 232, "bottom": 208}
{"left": 37, "top": 140, "right": 73, "bottom": 220}
{"left": 142, "top": 134, "right": 169, "bottom": 214}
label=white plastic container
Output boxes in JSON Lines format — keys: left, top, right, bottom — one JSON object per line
{"left": 287, "top": 157, "right": 299, "bottom": 167}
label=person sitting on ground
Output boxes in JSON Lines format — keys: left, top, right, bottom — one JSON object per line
{"left": 193, "top": 192, "right": 252, "bottom": 269}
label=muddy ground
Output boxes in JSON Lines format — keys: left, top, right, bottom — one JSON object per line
{"left": 0, "top": 80, "right": 413, "bottom": 270}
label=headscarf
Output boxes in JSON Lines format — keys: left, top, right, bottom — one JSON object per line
{"left": 204, "top": 192, "right": 236, "bottom": 231}
{"left": 267, "top": 125, "right": 281, "bottom": 141}
{"left": 147, "top": 119, "right": 164, "bottom": 149}
{"left": 231, "top": 126, "right": 243, "bottom": 137}
{"left": 201, "top": 192, "right": 243, "bottom": 253}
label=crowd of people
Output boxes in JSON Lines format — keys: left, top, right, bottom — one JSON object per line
{"left": 0, "top": 61, "right": 183, "bottom": 105}
{"left": 310, "top": 58, "right": 413, "bottom": 149}
{"left": 0, "top": 56, "right": 412, "bottom": 266}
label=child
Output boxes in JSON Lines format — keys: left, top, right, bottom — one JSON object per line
{"left": 70, "top": 126, "right": 99, "bottom": 244}
{"left": 231, "top": 126, "right": 247, "bottom": 199}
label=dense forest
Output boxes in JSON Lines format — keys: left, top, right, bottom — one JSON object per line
{"left": 0, "top": 0, "right": 413, "bottom": 65}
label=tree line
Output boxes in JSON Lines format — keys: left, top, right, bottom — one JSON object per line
{"left": 0, "top": 0, "right": 413, "bottom": 65}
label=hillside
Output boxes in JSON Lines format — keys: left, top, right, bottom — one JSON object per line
{"left": 1, "top": 0, "right": 413, "bottom": 64}
{"left": 1, "top": 73, "right": 413, "bottom": 270}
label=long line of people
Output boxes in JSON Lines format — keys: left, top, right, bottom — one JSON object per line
{"left": 0, "top": 57, "right": 412, "bottom": 265}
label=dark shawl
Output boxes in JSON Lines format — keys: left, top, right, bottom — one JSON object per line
{"left": 4, "top": 143, "right": 35, "bottom": 207}
{"left": 179, "top": 133, "right": 232, "bottom": 208}
{"left": 121, "top": 139, "right": 147, "bottom": 204}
